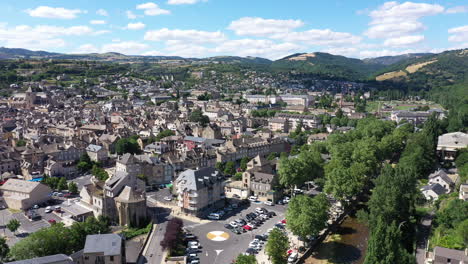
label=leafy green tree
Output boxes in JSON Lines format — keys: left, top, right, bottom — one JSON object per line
{"left": 6, "top": 219, "right": 20, "bottom": 235}
{"left": 436, "top": 199, "right": 468, "bottom": 229}
{"left": 91, "top": 165, "right": 109, "bottom": 181}
{"left": 233, "top": 172, "right": 243, "bottom": 181}
{"left": 189, "top": 109, "right": 210, "bottom": 127}
{"left": 215, "top": 162, "right": 225, "bottom": 172}
{"left": 57, "top": 177, "right": 67, "bottom": 192}
{"left": 0, "top": 236, "right": 9, "bottom": 262}
{"left": 15, "top": 139, "right": 26, "bottom": 147}
{"left": 267, "top": 152, "right": 278, "bottom": 160}
{"left": 224, "top": 161, "right": 236, "bottom": 175}
{"left": 115, "top": 137, "right": 141, "bottom": 155}
{"left": 68, "top": 182, "right": 78, "bottom": 194}
{"left": 155, "top": 129, "right": 175, "bottom": 141}
{"left": 240, "top": 157, "right": 250, "bottom": 171}
{"left": 265, "top": 228, "right": 289, "bottom": 264}
{"left": 278, "top": 157, "right": 307, "bottom": 192}
{"left": 364, "top": 218, "right": 414, "bottom": 264}
{"left": 235, "top": 254, "right": 257, "bottom": 264}
{"left": 286, "top": 194, "right": 329, "bottom": 238}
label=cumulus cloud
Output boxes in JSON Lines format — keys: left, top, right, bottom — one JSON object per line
{"left": 214, "top": 39, "right": 303, "bottom": 59}
{"left": 365, "top": 1, "right": 444, "bottom": 39}
{"left": 145, "top": 28, "right": 226, "bottom": 43}
{"left": 90, "top": 20, "right": 106, "bottom": 25}
{"left": 136, "top": 2, "right": 170, "bottom": 16}
{"left": 96, "top": 9, "right": 109, "bottom": 16}
{"left": 101, "top": 41, "right": 150, "bottom": 54}
{"left": 384, "top": 35, "right": 425, "bottom": 47}
{"left": 445, "top": 6, "right": 468, "bottom": 14}
{"left": 448, "top": 25, "right": 468, "bottom": 42}
{"left": 25, "top": 6, "right": 84, "bottom": 19}
{"left": 277, "top": 29, "right": 361, "bottom": 46}
{"left": 126, "top": 10, "right": 137, "bottom": 19}
{"left": 126, "top": 22, "right": 146, "bottom": 30}
{"left": 228, "top": 17, "right": 304, "bottom": 37}
{"left": 74, "top": 44, "right": 99, "bottom": 53}
{"left": 168, "top": 0, "right": 205, "bottom": 5}
{"left": 0, "top": 24, "right": 101, "bottom": 50}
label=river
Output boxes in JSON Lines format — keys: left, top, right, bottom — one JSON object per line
{"left": 304, "top": 215, "right": 369, "bottom": 264}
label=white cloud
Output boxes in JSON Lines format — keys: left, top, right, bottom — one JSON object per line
{"left": 90, "top": 20, "right": 106, "bottom": 25}
{"left": 96, "top": 9, "right": 109, "bottom": 16}
{"left": 384, "top": 35, "right": 425, "bottom": 47}
{"left": 101, "top": 41, "right": 150, "bottom": 54}
{"left": 321, "top": 47, "right": 360, "bottom": 58}
{"left": 142, "top": 50, "right": 164, "bottom": 56}
{"left": 448, "top": 25, "right": 468, "bottom": 42}
{"left": 214, "top": 39, "right": 303, "bottom": 59}
{"left": 168, "top": 0, "right": 204, "bottom": 5}
{"left": 145, "top": 28, "right": 226, "bottom": 43}
{"left": 126, "top": 10, "right": 137, "bottom": 19}
{"left": 445, "top": 6, "right": 468, "bottom": 14}
{"left": 0, "top": 24, "right": 102, "bottom": 50}
{"left": 277, "top": 29, "right": 361, "bottom": 46}
{"left": 136, "top": 2, "right": 170, "bottom": 16}
{"left": 25, "top": 6, "right": 84, "bottom": 19}
{"left": 74, "top": 44, "right": 99, "bottom": 53}
{"left": 164, "top": 43, "right": 209, "bottom": 57}
{"left": 228, "top": 17, "right": 304, "bottom": 37}
{"left": 365, "top": 1, "right": 444, "bottom": 39}
{"left": 365, "top": 21, "right": 424, "bottom": 39}
{"left": 126, "top": 22, "right": 146, "bottom": 30}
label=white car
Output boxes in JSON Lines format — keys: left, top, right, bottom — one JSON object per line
{"left": 264, "top": 201, "right": 273, "bottom": 206}
{"left": 45, "top": 206, "right": 52, "bottom": 213}
{"left": 248, "top": 196, "right": 258, "bottom": 202}
{"left": 255, "top": 207, "right": 263, "bottom": 213}
{"left": 207, "top": 214, "right": 220, "bottom": 220}
{"left": 188, "top": 241, "right": 199, "bottom": 248}
{"left": 189, "top": 260, "right": 200, "bottom": 264}
{"left": 288, "top": 252, "right": 298, "bottom": 263}
{"left": 163, "top": 196, "right": 172, "bottom": 201}
{"left": 229, "top": 221, "right": 238, "bottom": 228}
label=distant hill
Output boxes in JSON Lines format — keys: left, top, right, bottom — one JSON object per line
{"left": 373, "top": 49, "right": 468, "bottom": 87}
{"left": 0, "top": 47, "right": 59, "bottom": 59}
{"left": 363, "top": 53, "right": 433, "bottom": 65}
{"left": 271, "top": 52, "right": 387, "bottom": 80}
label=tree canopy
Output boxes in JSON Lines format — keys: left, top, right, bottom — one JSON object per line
{"left": 286, "top": 194, "right": 329, "bottom": 238}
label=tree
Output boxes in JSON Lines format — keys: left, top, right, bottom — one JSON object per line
{"left": 68, "top": 182, "right": 78, "bottom": 194}
{"left": 240, "top": 157, "right": 250, "bottom": 171}
{"left": 6, "top": 219, "right": 20, "bottom": 235}
{"left": 265, "top": 228, "right": 289, "bottom": 264}
{"left": 77, "top": 153, "right": 92, "bottom": 172}
{"left": 215, "top": 162, "right": 225, "bottom": 172}
{"left": 155, "top": 129, "right": 175, "bottom": 141}
{"left": 15, "top": 139, "right": 26, "bottom": 147}
{"left": 189, "top": 109, "right": 210, "bottom": 127}
{"left": 364, "top": 218, "right": 414, "bottom": 264}
{"left": 235, "top": 254, "right": 257, "bottom": 264}
{"left": 286, "top": 194, "right": 329, "bottom": 238}
{"left": 56, "top": 177, "right": 67, "bottom": 192}
{"left": 115, "top": 137, "right": 141, "bottom": 155}
{"left": 0, "top": 236, "right": 9, "bottom": 262}
{"left": 278, "top": 157, "right": 307, "bottom": 192}
{"left": 233, "top": 172, "right": 243, "bottom": 181}
{"left": 91, "top": 165, "right": 109, "bottom": 181}
{"left": 224, "top": 161, "right": 236, "bottom": 175}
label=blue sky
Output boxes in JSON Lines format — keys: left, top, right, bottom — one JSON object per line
{"left": 0, "top": 0, "right": 467, "bottom": 59}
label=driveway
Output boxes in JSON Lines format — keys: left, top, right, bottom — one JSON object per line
{"left": 416, "top": 212, "right": 433, "bottom": 264}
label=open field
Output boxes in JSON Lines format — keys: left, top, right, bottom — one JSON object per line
{"left": 366, "top": 100, "right": 444, "bottom": 113}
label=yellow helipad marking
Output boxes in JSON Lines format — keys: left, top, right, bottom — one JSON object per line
{"left": 206, "top": 231, "right": 230, "bottom": 241}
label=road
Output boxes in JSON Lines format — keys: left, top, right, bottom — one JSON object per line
{"left": 415, "top": 212, "right": 433, "bottom": 264}
{"left": 138, "top": 204, "right": 173, "bottom": 264}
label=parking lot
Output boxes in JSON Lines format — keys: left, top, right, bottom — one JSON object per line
{"left": 181, "top": 200, "right": 288, "bottom": 264}
{"left": 0, "top": 199, "right": 64, "bottom": 247}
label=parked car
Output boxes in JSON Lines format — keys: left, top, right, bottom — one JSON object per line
{"left": 224, "top": 224, "right": 233, "bottom": 229}
{"left": 243, "top": 225, "right": 253, "bottom": 231}
{"left": 248, "top": 196, "right": 258, "bottom": 202}
{"left": 268, "top": 212, "right": 277, "bottom": 217}
{"left": 264, "top": 201, "right": 273, "bottom": 206}
{"left": 229, "top": 221, "right": 238, "bottom": 228}
{"left": 288, "top": 252, "right": 298, "bottom": 263}
{"left": 163, "top": 196, "right": 172, "bottom": 201}
{"left": 48, "top": 219, "right": 57, "bottom": 224}
{"left": 54, "top": 206, "right": 61, "bottom": 212}
{"left": 45, "top": 206, "right": 52, "bottom": 213}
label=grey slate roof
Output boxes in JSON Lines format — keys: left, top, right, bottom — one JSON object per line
{"left": 84, "top": 234, "right": 122, "bottom": 256}
{"left": 5, "top": 254, "right": 72, "bottom": 264}
{"left": 421, "top": 183, "right": 446, "bottom": 195}
{"left": 176, "top": 167, "right": 222, "bottom": 191}
{"left": 429, "top": 169, "right": 453, "bottom": 184}
{"left": 86, "top": 144, "right": 103, "bottom": 152}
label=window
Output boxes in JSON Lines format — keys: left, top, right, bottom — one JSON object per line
{"left": 110, "top": 256, "right": 114, "bottom": 261}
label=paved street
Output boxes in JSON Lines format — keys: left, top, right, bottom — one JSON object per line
{"left": 183, "top": 202, "right": 287, "bottom": 264}
{"left": 416, "top": 212, "right": 433, "bottom": 264}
